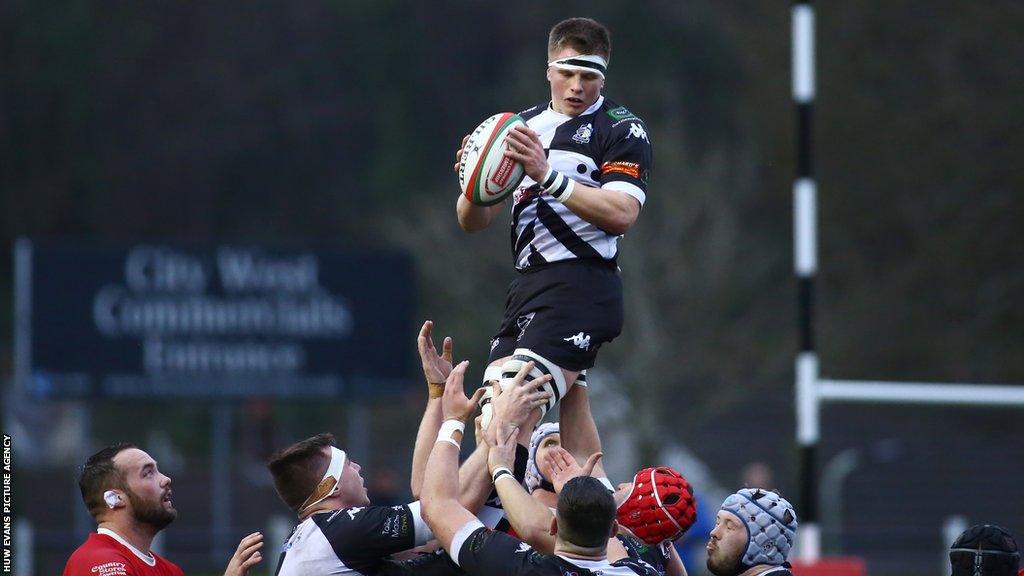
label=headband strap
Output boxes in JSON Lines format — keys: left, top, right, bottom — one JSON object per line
{"left": 548, "top": 54, "right": 607, "bottom": 79}
{"left": 298, "top": 446, "right": 347, "bottom": 514}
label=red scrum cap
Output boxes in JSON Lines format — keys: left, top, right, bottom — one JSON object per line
{"left": 616, "top": 466, "right": 697, "bottom": 545}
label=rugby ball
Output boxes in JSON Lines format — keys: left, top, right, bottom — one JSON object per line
{"left": 459, "top": 112, "right": 527, "bottom": 206}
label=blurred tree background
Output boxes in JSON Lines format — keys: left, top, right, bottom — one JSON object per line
{"left": 2, "top": 1, "right": 1022, "bottom": 574}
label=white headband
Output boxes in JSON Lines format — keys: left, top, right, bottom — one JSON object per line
{"left": 548, "top": 54, "right": 607, "bottom": 79}
{"left": 298, "top": 446, "right": 347, "bottom": 514}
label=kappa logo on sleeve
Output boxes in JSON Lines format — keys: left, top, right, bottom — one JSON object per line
{"left": 601, "top": 161, "right": 641, "bottom": 179}
{"left": 627, "top": 122, "right": 649, "bottom": 142}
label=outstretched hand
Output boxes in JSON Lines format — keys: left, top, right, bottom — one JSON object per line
{"left": 545, "top": 447, "right": 603, "bottom": 494}
{"left": 223, "top": 531, "right": 263, "bottom": 576}
{"left": 418, "top": 320, "right": 454, "bottom": 386}
{"left": 442, "top": 361, "right": 488, "bottom": 422}
{"left": 487, "top": 418, "right": 520, "bottom": 475}
{"left": 491, "top": 361, "right": 553, "bottom": 428}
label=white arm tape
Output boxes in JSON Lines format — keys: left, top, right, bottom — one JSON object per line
{"left": 436, "top": 419, "right": 466, "bottom": 447}
{"left": 405, "top": 501, "right": 435, "bottom": 546}
{"left": 450, "top": 518, "right": 485, "bottom": 567}
{"left": 597, "top": 476, "right": 615, "bottom": 492}
{"left": 602, "top": 180, "right": 645, "bottom": 206}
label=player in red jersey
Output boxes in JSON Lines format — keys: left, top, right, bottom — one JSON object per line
{"left": 63, "top": 443, "right": 262, "bottom": 576}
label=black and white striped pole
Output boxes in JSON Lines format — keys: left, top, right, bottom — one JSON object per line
{"left": 793, "top": 0, "right": 821, "bottom": 562}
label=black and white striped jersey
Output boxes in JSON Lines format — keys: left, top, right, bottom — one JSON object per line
{"left": 511, "top": 95, "right": 652, "bottom": 270}
{"left": 274, "top": 503, "right": 432, "bottom": 576}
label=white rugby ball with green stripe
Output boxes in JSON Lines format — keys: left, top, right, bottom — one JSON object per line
{"left": 459, "top": 112, "right": 527, "bottom": 206}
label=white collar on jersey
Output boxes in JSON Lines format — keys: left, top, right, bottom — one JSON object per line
{"left": 97, "top": 527, "right": 158, "bottom": 566}
{"left": 556, "top": 555, "right": 612, "bottom": 570}
{"left": 547, "top": 95, "right": 605, "bottom": 119}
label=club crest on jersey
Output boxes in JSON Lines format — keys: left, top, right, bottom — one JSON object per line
{"left": 572, "top": 123, "right": 593, "bottom": 144}
{"left": 627, "top": 122, "right": 649, "bottom": 142}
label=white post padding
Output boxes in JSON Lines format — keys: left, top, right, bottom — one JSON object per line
{"left": 797, "top": 352, "right": 820, "bottom": 445}
{"left": 818, "top": 379, "right": 1024, "bottom": 407}
{"left": 792, "top": 4, "right": 816, "bottom": 102}
{"left": 794, "top": 178, "right": 818, "bottom": 276}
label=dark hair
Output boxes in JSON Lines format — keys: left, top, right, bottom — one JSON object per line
{"left": 78, "top": 443, "right": 136, "bottom": 520}
{"left": 267, "top": 433, "right": 335, "bottom": 512}
{"left": 950, "top": 524, "right": 1019, "bottom": 576}
{"left": 556, "top": 476, "right": 616, "bottom": 548}
{"left": 548, "top": 18, "right": 611, "bottom": 62}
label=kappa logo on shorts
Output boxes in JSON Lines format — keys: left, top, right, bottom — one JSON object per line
{"left": 516, "top": 312, "right": 536, "bottom": 341}
{"left": 563, "top": 332, "right": 591, "bottom": 351}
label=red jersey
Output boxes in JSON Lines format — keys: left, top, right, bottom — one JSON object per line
{"left": 63, "top": 532, "right": 184, "bottom": 576}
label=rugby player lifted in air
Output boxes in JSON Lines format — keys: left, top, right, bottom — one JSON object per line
{"left": 453, "top": 17, "right": 652, "bottom": 424}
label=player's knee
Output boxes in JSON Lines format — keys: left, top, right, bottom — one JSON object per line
{"left": 477, "top": 364, "right": 505, "bottom": 430}
{"left": 499, "top": 348, "right": 569, "bottom": 418}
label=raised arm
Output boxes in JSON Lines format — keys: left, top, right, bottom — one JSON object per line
{"left": 456, "top": 418, "right": 493, "bottom": 513}
{"left": 410, "top": 320, "right": 454, "bottom": 497}
{"left": 420, "top": 362, "right": 485, "bottom": 552}
{"left": 558, "top": 384, "right": 607, "bottom": 480}
{"left": 486, "top": 417, "right": 561, "bottom": 554}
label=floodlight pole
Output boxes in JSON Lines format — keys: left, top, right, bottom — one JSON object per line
{"left": 792, "top": 0, "right": 821, "bottom": 562}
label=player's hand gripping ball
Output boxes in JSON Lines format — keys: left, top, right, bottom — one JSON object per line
{"left": 459, "top": 112, "right": 527, "bottom": 206}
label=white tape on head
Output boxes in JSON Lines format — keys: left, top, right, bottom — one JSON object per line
{"left": 548, "top": 54, "right": 608, "bottom": 79}
{"left": 298, "top": 446, "right": 347, "bottom": 514}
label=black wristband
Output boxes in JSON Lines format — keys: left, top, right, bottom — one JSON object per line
{"left": 491, "top": 467, "right": 513, "bottom": 484}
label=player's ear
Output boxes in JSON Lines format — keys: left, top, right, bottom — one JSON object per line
{"left": 609, "top": 519, "right": 619, "bottom": 539}
{"left": 103, "top": 490, "right": 124, "bottom": 510}
{"left": 546, "top": 66, "right": 554, "bottom": 83}
{"left": 549, "top": 516, "right": 558, "bottom": 536}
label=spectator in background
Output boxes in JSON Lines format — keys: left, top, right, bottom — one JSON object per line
{"left": 63, "top": 443, "right": 263, "bottom": 576}
{"left": 740, "top": 462, "right": 774, "bottom": 491}
{"left": 949, "top": 524, "right": 1019, "bottom": 576}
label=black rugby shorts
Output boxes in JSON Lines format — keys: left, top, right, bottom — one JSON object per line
{"left": 486, "top": 259, "right": 623, "bottom": 372}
